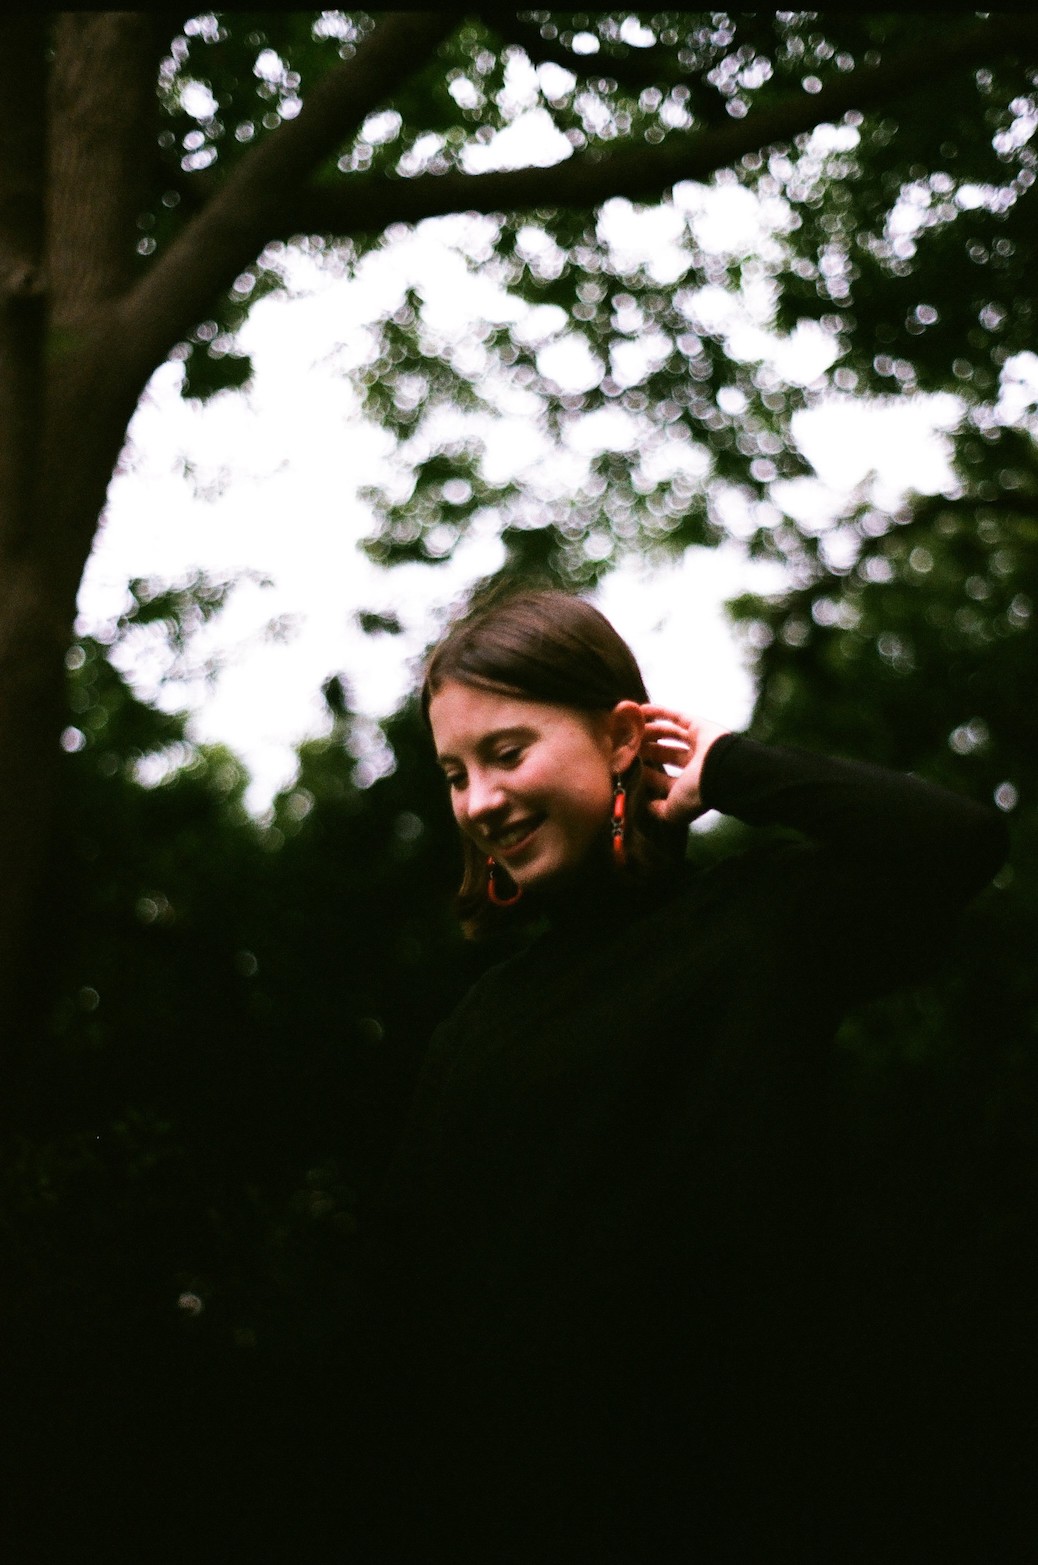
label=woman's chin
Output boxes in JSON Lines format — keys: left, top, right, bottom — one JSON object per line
{"left": 519, "top": 853, "right": 601, "bottom": 899}
{"left": 500, "top": 831, "right": 611, "bottom": 898}
{"left": 511, "top": 857, "right": 565, "bottom": 897}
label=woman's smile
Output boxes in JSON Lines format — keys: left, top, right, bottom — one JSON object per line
{"left": 488, "top": 815, "right": 545, "bottom": 857}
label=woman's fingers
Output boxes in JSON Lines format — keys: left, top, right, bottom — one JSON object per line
{"left": 642, "top": 743, "right": 690, "bottom": 770}
{"left": 639, "top": 708, "right": 733, "bottom": 825}
{"left": 641, "top": 764, "right": 671, "bottom": 792}
{"left": 642, "top": 722, "right": 692, "bottom": 742}
{"left": 642, "top": 708, "right": 729, "bottom": 763}
{"left": 642, "top": 721, "right": 693, "bottom": 754}
{"left": 641, "top": 703, "right": 694, "bottom": 725}
{"left": 641, "top": 717, "right": 690, "bottom": 736}
{"left": 642, "top": 725, "right": 689, "bottom": 744}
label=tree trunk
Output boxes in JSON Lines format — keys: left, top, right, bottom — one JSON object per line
{"left": 0, "top": 15, "right": 164, "bottom": 1067}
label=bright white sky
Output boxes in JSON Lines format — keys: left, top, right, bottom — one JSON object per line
{"left": 77, "top": 97, "right": 966, "bottom": 817}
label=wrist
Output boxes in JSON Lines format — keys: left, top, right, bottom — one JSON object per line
{"left": 698, "top": 730, "right": 741, "bottom": 811}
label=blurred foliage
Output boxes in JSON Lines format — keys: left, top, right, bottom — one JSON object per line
{"left": 5, "top": 586, "right": 496, "bottom": 1539}
{"left": 13, "top": 610, "right": 476, "bottom": 1337}
{"left": 144, "top": 11, "right": 1038, "bottom": 590}
{"left": 735, "top": 412, "right": 1038, "bottom": 1136}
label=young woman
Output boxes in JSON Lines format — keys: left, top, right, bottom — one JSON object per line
{"left": 357, "top": 587, "right": 1007, "bottom": 1558}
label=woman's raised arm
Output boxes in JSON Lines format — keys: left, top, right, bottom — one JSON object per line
{"left": 643, "top": 722, "right": 1008, "bottom": 1000}
{"left": 698, "top": 733, "right": 1008, "bottom": 907}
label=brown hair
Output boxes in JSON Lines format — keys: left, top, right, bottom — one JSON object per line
{"left": 422, "top": 586, "right": 684, "bottom": 938}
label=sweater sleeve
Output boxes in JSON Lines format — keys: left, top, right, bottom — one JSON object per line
{"left": 698, "top": 733, "right": 1009, "bottom": 997}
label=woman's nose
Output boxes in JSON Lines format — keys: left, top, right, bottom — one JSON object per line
{"left": 463, "top": 771, "right": 507, "bottom": 824}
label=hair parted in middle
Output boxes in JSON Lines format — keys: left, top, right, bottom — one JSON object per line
{"left": 422, "top": 584, "right": 686, "bottom": 938}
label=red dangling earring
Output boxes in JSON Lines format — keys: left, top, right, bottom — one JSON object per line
{"left": 486, "top": 855, "right": 522, "bottom": 907}
{"left": 611, "top": 774, "right": 627, "bottom": 868}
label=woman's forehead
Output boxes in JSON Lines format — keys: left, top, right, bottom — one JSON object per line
{"left": 428, "top": 679, "right": 603, "bottom": 754}
{"left": 428, "top": 680, "right": 540, "bottom": 742}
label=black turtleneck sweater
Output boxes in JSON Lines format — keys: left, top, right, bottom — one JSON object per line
{"left": 352, "top": 737, "right": 1008, "bottom": 1559}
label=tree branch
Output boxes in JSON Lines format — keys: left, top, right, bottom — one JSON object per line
{"left": 113, "top": 11, "right": 462, "bottom": 390}
{"left": 476, "top": 10, "right": 687, "bottom": 92}
{"left": 285, "top": 18, "right": 1034, "bottom": 237}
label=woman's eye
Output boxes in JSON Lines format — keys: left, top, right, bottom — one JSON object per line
{"left": 496, "top": 747, "right": 522, "bottom": 767}
{"left": 444, "top": 773, "right": 464, "bottom": 791}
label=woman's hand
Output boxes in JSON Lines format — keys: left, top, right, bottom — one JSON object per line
{"left": 639, "top": 706, "right": 732, "bottom": 826}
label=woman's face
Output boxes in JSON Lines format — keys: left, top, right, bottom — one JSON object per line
{"left": 428, "top": 679, "right": 642, "bottom": 892}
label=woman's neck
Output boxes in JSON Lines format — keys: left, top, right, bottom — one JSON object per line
{"left": 531, "top": 851, "right": 680, "bottom": 937}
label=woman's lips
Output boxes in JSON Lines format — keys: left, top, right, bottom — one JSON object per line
{"left": 490, "top": 816, "right": 544, "bottom": 858}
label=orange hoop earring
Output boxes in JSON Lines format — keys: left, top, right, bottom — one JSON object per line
{"left": 486, "top": 856, "right": 522, "bottom": 907}
{"left": 612, "top": 774, "right": 627, "bottom": 867}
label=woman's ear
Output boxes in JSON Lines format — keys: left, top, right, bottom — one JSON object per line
{"left": 607, "top": 700, "right": 645, "bottom": 773}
